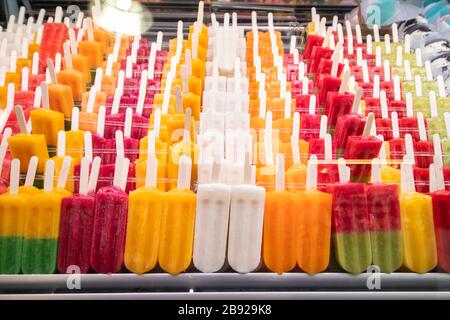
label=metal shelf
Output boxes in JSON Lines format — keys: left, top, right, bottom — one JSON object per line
{"left": 1, "top": 273, "right": 450, "bottom": 299}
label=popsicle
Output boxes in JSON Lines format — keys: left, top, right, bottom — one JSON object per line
{"left": 0, "top": 159, "right": 26, "bottom": 274}
{"left": 124, "top": 155, "right": 162, "bottom": 274}
{"left": 414, "top": 112, "right": 434, "bottom": 169}
{"left": 159, "top": 155, "right": 196, "bottom": 275}
{"left": 344, "top": 113, "right": 383, "bottom": 183}
{"left": 90, "top": 156, "right": 130, "bottom": 273}
{"left": 375, "top": 91, "right": 393, "bottom": 141}
{"left": 81, "top": 69, "right": 106, "bottom": 114}
{"left": 78, "top": 18, "right": 102, "bottom": 69}
{"left": 299, "top": 95, "right": 321, "bottom": 142}
{"left": 389, "top": 111, "right": 405, "bottom": 164}
{"left": 30, "top": 81, "right": 65, "bottom": 149}
{"left": 399, "top": 158, "right": 437, "bottom": 273}
{"left": 56, "top": 42, "right": 86, "bottom": 103}
{"left": 8, "top": 104, "right": 49, "bottom": 174}
{"left": 328, "top": 159, "right": 372, "bottom": 274}
{"left": 193, "top": 162, "right": 232, "bottom": 273}
{"left": 38, "top": 21, "right": 68, "bottom": 73}
{"left": 263, "top": 154, "right": 296, "bottom": 274}
{"left": 67, "top": 29, "right": 91, "bottom": 83}
{"left": 367, "top": 158, "right": 403, "bottom": 273}
{"left": 292, "top": 155, "right": 332, "bottom": 274}
{"left": 57, "top": 156, "right": 99, "bottom": 274}
{"left": 21, "top": 160, "right": 64, "bottom": 274}
{"left": 333, "top": 87, "right": 366, "bottom": 157}
{"left": 256, "top": 111, "right": 275, "bottom": 190}
{"left": 286, "top": 113, "right": 307, "bottom": 191}
{"left": 324, "top": 70, "right": 354, "bottom": 128}
{"left": 19, "top": 156, "right": 41, "bottom": 195}
{"left": 430, "top": 163, "right": 450, "bottom": 273}
{"left": 427, "top": 91, "right": 445, "bottom": 140}
{"left": 65, "top": 107, "right": 84, "bottom": 163}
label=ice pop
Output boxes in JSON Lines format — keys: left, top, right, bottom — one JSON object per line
{"left": 159, "top": 155, "right": 196, "bottom": 275}
{"left": 21, "top": 160, "right": 64, "bottom": 274}
{"left": 263, "top": 154, "right": 296, "bottom": 274}
{"left": 90, "top": 156, "right": 130, "bottom": 273}
{"left": 0, "top": 159, "right": 26, "bottom": 274}
{"left": 292, "top": 155, "right": 332, "bottom": 274}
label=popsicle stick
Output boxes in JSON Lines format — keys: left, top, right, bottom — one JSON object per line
{"left": 183, "top": 108, "right": 192, "bottom": 142}
{"left": 84, "top": 131, "right": 93, "bottom": 163}
{"left": 373, "top": 24, "right": 380, "bottom": 43}
{"left": 177, "top": 155, "right": 192, "bottom": 190}
{"left": 308, "top": 94, "right": 316, "bottom": 115}
{"left": 378, "top": 90, "right": 388, "bottom": 119}
{"left": 62, "top": 41, "right": 73, "bottom": 69}
{"left": 125, "top": 56, "right": 133, "bottom": 79}
{"left": 115, "top": 130, "right": 125, "bottom": 158}
{"left": 86, "top": 86, "right": 97, "bottom": 113}
{"left": 279, "top": 73, "right": 286, "bottom": 99}
{"left": 8, "top": 158, "right": 20, "bottom": 196}
{"left": 54, "top": 53, "right": 62, "bottom": 74}
{"left": 275, "top": 154, "right": 285, "bottom": 192}
{"left": 404, "top": 34, "right": 411, "bottom": 54}
{"left": 337, "top": 158, "right": 347, "bottom": 183}
{"left": 434, "top": 160, "right": 445, "bottom": 191}
{"left": 376, "top": 135, "right": 387, "bottom": 166}
{"left": 111, "top": 89, "right": 122, "bottom": 116}
{"left": 175, "top": 21, "right": 183, "bottom": 61}
{"left": 391, "top": 111, "right": 400, "bottom": 139}
{"left": 75, "top": 11, "right": 84, "bottom": 29}
{"left": 383, "top": 60, "right": 390, "bottom": 82}
{"left": 337, "top": 23, "right": 344, "bottom": 45}
{"left": 433, "top": 134, "right": 443, "bottom": 166}
{"left": 313, "top": 14, "right": 320, "bottom": 33}
{"left": 57, "top": 130, "right": 66, "bottom": 157}
{"left": 46, "top": 59, "right": 57, "bottom": 83}
{"left": 86, "top": 17, "right": 94, "bottom": 41}
{"left": 415, "top": 75, "right": 424, "bottom": 96}
{"left": 429, "top": 91, "right": 438, "bottom": 119}
{"left": 401, "top": 156, "right": 415, "bottom": 193}
{"left": 389, "top": 22, "right": 398, "bottom": 43}
{"left": 366, "top": 34, "right": 373, "bottom": 55}
{"left": 363, "top": 113, "right": 375, "bottom": 137}
{"left": 36, "top": 26, "right": 44, "bottom": 45}
{"left": 355, "top": 24, "right": 362, "bottom": 44}
{"left": 302, "top": 77, "right": 309, "bottom": 95}
{"left": 135, "top": 70, "right": 148, "bottom": 116}
{"left": 10, "top": 51, "right": 17, "bottom": 73}
{"left": 153, "top": 108, "right": 161, "bottom": 138}
{"left": 0, "top": 66, "right": 5, "bottom": 87}
{"left": 0, "top": 128, "right": 11, "bottom": 177}
{"left": 443, "top": 112, "right": 450, "bottom": 139}
{"left": 424, "top": 61, "right": 433, "bottom": 81}
{"left": 291, "top": 112, "right": 300, "bottom": 166}
{"left": 437, "top": 75, "right": 446, "bottom": 98}
{"left": 375, "top": 46, "right": 382, "bottom": 67}
{"left": 362, "top": 60, "right": 369, "bottom": 83}
{"left": 57, "top": 156, "right": 71, "bottom": 189}
{"left": 30, "top": 52, "right": 39, "bottom": 76}
{"left": 404, "top": 134, "right": 414, "bottom": 162}
{"left": 283, "top": 91, "right": 292, "bottom": 119}
{"left": 162, "top": 74, "right": 173, "bottom": 114}
{"left": 0, "top": 84, "right": 15, "bottom": 132}
{"left": 289, "top": 35, "right": 296, "bottom": 54}
{"left": 339, "top": 70, "right": 350, "bottom": 94}
{"left": 395, "top": 46, "right": 403, "bottom": 67}
{"left": 370, "top": 158, "right": 382, "bottom": 184}
{"left": 174, "top": 85, "right": 183, "bottom": 114}
{"left": 96, "top": 105, "right": 105, "bottom": 137}
{"left": 404, "top": 60, "right": 412, "bottom": 81}
{"left": 405, "top": 92, "right": 413, "bottom": 118}
{"left": 121, "top": 107, "right": 132, "bottom": 139}
{"left": 305, "top": 155, "right": 318, "bottom": 191}
{"left": 264, "top": 111, "right": 274, "bottom": 166}
{"left": 331, "top": 43, "right": 342, "bottom": 78}
{"left": 372, "top": 75, "right": 380, "bottom": 98}
{"left": 111, "top": 33, "right": 122, "bottom": 63}
{"left": 68, "top": 29, "right": 78, "bottom": 54}
{"left": 417, "top": 112, "right": 427, "bottom": 142}
{"left": 393, "top": 76, "right": 401, "bottom": 101}
{"left": 322, "top": 27, "right": 332, "bottom": 48}
{"left": 356, "top": 47, "right": 363, "bottom": 67}
{"left": 21, "top": 37, "right": 29, "bottom": 59}
{"left": 352, "top": 87, "right": 363, "bottom": 114}
{"left": 78, "top": 156, "right": 90, "bottom": 195}
{"left": 323, "top": 133, "right": 333, "bottom": 160}
{"left": 36, "top": 9, "right": 46, "bottom": 27}
{"left": 235, "top": 57, "right": 242, "bottom": 94}
{"left": 429, "top": 163, "right": 437, "bottom": 193}
{"left": 14, "top": 104, "right": 28, "bottom": 134}
{"left": 384, "top": 34, "right": 391, "bottom": 54}
{"left": 345, "top": 23, "right": 353, "bottom": 54}
{"left": 20, "top": 67, "right": 29, "bottom": 92}
{"left": 113, "top": 156, "right": 124, "bottom": 189}
{"left": 415, "top": 48, "right": 423, "bottom": 67}
{"left": 348, "top": 76, "right": 356, "bottom": 94}
{"left": 43, "top": 160, "right": 55, "bottom": 193}
{"left": 24, "top": 156, "right": 38, "bottom": 187}
{"left": 88, "top": 156, "right": 101, "bottom": 192}
{"left": 147, "top": 42, "right": 157, "bottom": 80}
{"left": 54, "top": 6, "right": 63, "bottom": 23}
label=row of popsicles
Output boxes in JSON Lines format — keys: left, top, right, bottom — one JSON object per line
{"left": 1, "top": 141, "right": 449, "bottom": 275}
